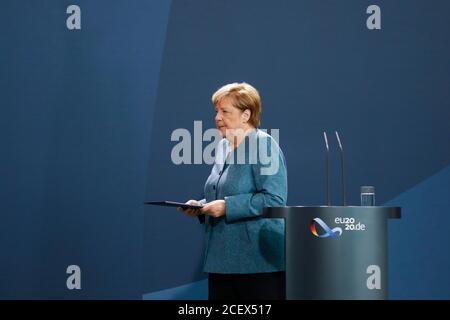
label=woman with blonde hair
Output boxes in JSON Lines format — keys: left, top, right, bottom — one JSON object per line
{"left": 180, "top": 82, "right": 287, "bottom": 300}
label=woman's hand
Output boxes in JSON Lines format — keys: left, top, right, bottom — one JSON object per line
{"left": 200, "top": 200, "right": 226, "bottom": 218}
{"left": 177, "top": 200, "right": 203, "bottom": 218}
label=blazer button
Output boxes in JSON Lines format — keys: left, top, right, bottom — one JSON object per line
{"left": 213, "top": 185, "right": 216, "bottom": 190}
{"left": 219, "top": 170, "right": 222, "bottom": 175}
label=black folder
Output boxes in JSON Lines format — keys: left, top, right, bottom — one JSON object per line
{"left": 144, "top": 201, "right": 205, "bottom": 223}
{"left": 144, "top": 200, "right": 203, "bottom": 209}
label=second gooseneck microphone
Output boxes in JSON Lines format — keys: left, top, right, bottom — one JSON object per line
{"left": 335, "top": 131, "right": 347, "bottom": 206}
{"left": 323, "top": 131, "right": 347, "bottom": 207}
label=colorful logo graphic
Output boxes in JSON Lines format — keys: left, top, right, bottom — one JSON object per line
{"left": 310, "top": 218, "right": 343, "bottom": 238}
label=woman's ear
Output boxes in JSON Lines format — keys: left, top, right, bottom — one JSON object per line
{"left": 242, "top": 109, "right": 251, "bottom": 123}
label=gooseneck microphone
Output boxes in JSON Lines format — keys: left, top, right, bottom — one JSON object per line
{"left": 335, "top": 131, "right": 347, "bottom": 206}
{"left": 323, "top": 132, "right": 331, "bottom": 206}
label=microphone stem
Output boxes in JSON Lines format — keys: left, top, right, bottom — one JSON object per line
{"left": 335, "top": 131, "right": 347, "bottom": 206}
{"left": 326, "top": 150, "right": 330, "bottom": 206}
{"left": 340, "top": 150, "right": 346, "bottom": 206}
{"left": 323, "top": 132, "right": 331, "bottom": 206}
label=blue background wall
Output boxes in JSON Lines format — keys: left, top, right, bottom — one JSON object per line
{"left": 1, "top": 0, "right": 449, "bottom": 299}
{"left": 0, "top": 0, "right": 171, "bottom": 299}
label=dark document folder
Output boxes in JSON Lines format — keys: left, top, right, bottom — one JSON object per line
{"left": 144, "top": 201, "right": 205, "bottom": 223}
{"left": 144, "top": 200, "right": 203, "bottom": 209}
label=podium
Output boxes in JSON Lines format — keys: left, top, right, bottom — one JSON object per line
{"left": 264, "top": 206, "right": 401, "bottom": 300}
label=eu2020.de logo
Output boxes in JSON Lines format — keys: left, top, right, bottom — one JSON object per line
{"left": 310, "top": 218, "right": 343, "bottom": 238}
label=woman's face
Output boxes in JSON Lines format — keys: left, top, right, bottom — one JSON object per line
{"left": 215, "top": 97, "right": 250, "bottom": 137}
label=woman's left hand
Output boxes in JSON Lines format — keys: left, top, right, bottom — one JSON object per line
{"left": 200, "top": 200, "right": 226, "bottom": 218}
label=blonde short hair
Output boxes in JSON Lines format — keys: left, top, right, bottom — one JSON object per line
{"left": 211, "top": 82, "right": 261, "bottom": 127}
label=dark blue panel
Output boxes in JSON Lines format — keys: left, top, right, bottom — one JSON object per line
{"left": 0, "top": 0, "right": 171, "bottom": 298}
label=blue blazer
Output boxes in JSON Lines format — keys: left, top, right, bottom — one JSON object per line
{"left": 200, "top": 129, "right": 288, "bottom": 274}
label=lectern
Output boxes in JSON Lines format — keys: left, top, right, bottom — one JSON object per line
{"left": 264, "top": 206, "right": 401, "bottom": 300}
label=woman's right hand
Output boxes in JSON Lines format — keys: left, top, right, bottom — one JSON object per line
{"left": 177, "top": 200, "right": 203, "bottom": 218}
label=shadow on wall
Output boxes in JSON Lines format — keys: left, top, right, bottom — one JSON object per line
{"left": 386, "top": 165, "right": 450, "bottom": 299}
{"left": 143, "top": 279, "right": 208, "bottom": 300}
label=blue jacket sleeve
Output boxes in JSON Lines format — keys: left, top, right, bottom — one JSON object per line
{"left": 224, "top": 137, "right": 288, "bottom": 223}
